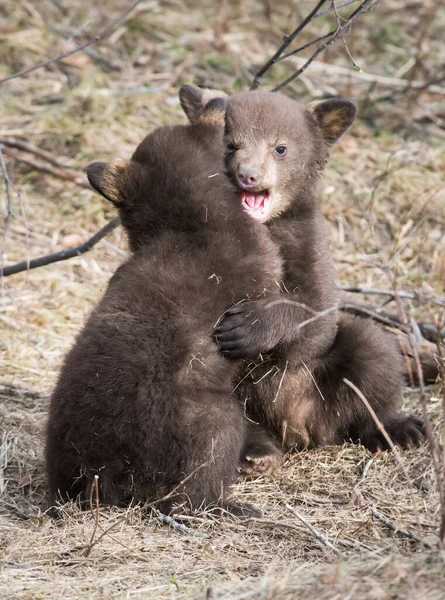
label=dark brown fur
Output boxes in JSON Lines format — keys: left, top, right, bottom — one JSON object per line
{"left": 179, "top": 87, "right": 425, "bottom": 469}
{"left": 45, "top": 103, "right": 283, "bottom": 516}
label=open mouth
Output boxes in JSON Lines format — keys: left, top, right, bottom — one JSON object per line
{"left": 240, "top": 190, "right": 272, "bottom": 223}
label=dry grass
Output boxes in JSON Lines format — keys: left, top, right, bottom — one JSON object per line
{"left": 1, "top": 0, "right": 444, "bottom": 598}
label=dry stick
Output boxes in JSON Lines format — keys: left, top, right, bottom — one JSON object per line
{"left": 371, "top": 507, "right": 434, "bottom": 548}
{"left": 84, "top": 475, "right": 100, "bottom": 557}
{"left": 340, "top": 284, "right": 445, "bottom": 308}
{"left": 343, "top": 377, "right": 424, "bottom": 546}
{"left": 0, "top": 145, "right": 14, "bottom": 294}
{"left": 273, "top": 0, "right": 378, "bottom": 92}
{"left": 0, "top": 147, "right": 89, "bottom": 189}
{"left": 285, "top": 503, "right": 342, "bottom": 556}
{"left": 315, "top": 0, "right": 361, "bottom": 17}
{"left": 0, "top": 0, "right": 145, "bottom": 84}
{"left": 238, "top": 517, "right": 357, "bottom": 549}
{"left": 0, "top": 136, "right": 73, "bottom": 168}
{"left": 390, "top": 291, "right": 445, "bottom": 549}
{"left": 48, "top": 24, "right": 121, "bottom": 72}
{"left": 340, "top": 303, "right": 409, "bottom": 332}
{"left": 80, "top": 459, "right": 214, "bottom": 555}
{"left": 250, "top": 0, "right": 329, "bottom": 90}
{"left": 0, "top": 216, "right": 120, "bottom": 277}
{"left": 433, "top": 321, "right": 445, "bottom": 547}
{"left": 155, "top": 510, "right": 212, "bottom": 539}
{"left": 331, "top": 0, "right": 361, "bottom": 71}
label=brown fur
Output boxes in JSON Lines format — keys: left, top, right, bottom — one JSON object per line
{"left": 179, "top": 86, "right": 425, "bottom": 468}
{"left": 45, "top": 101, "right": 283, "bottom": 516}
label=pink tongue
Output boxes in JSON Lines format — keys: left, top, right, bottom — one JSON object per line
{"left": 242, "top": 192, "right": 266, "bottom": 209}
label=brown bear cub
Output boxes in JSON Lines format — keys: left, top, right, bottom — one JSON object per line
{"left": 180, "top": 86, "right": 425, "bottom": 474}
{"left": 45, "top": 100, "right": 283, "bottom": 517}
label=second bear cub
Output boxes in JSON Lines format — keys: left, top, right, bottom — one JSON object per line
{"left": 45, "top": 100, "right": 282, "bottom": 516}
{"left": 180, "top": 87, "right": 425, "bottom": 472}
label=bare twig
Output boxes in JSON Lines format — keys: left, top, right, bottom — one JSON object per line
{"left": 331, "top": 0, "right": 361, "bottom": 71}
{"left": 279, "top": 56, "right": 445, "bottom": 95}
{"left": 433, "top": 321, "right": 445, "bottom": 547}
{"left": 0, "top": 145, "right": 15, "bottom": 294}
{"left": 77, "top": 459, "right": 215, "bottom": 555}
{"left": 341, "top": 284, "right": 445, "bottom": 308}
{"left": 0, "top": 0, "right": 146, "bottom": 84}
{"left": 343, "top": 377, "right": 423, "bottom": 545}
{"left": 340, "top": 303, "right": 408, "bottom": 332}
{"left": 250, "top": 0, "right": 329, "bottom": 90}
{"left": 48, "top": 24, "right": 121, "bottom": 72}
{"left": 371, "top": 507, "right": 434, "bottom": 548}
{"left": 264, "top": 298, "right": 339, "bottom": 327}
{"left": 315, "top": 0, "right": 361, "bottom": 18}
{"left": 273, "top": 0, "right": 379, "bottom": 92}
{"left": 0, "top": 137, "right": 76, "bottom": 169}
{"left": 285, "top": 503, "right": 341, "bottom": 555}
{"left": 0, "top": 217, "right": 121, "bottom": 277}
{"left": 0, "top": 146, "right": 89, "bottom": 189}
{"left": 84, "top": 475, "right": 100, "bottom": 557}
{"left": 155, "top": 510, "right": 212, "bottom": 539}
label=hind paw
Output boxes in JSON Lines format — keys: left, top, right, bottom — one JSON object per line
{"left": 364, "top": 415, "right": 425, "bottom": 452}
{"left": 238, "top": 450, "right": 283, "bottom": 479}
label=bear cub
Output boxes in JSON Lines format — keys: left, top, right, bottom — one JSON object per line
{"left": 45, "top": 100, "right": 283, "bottom": 517}
{"left": 180, "top": 86, "right": 425, "bottom": 473}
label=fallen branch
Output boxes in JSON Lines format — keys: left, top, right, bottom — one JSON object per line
{"left": 0, "top": 0, "right": 146, "bottom": 85}
{"left": 0, "top": 145, "right": 14, "bottom": 293}
{"left": 0, "top": 146, "right": 89, "bottom": 189}
{"left": 84, "top": 474, "right": 100, "bottom": 557}
{"left": 341, "top": 284, "right": 445, "bottom": 308}
{"left": 343, "top": 377, "right": 423, "bottom": 545}
{"left": 371, "top": 507, "right": 434, "bottom": 548}
{"left": 155, "top": 510, "right": 211, "bottom": 539}
{"left": 0, "top": 217, "right": 120, "bottom": 277}
{"left": 0, "top": 136, "right": 76, "bottom": 169}
{"left": 284, "top": 503, "right": 341, "bottom": 556}
{"left": 281, "top": 56, "right": 445, "bottom": 95}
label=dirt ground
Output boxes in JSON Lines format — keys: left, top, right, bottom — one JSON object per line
{"left": 1, "top": 1, "right": 444, "bottom": 598}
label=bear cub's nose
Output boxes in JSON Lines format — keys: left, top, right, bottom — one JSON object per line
{"left": 237, "top": 165, "right": 260, "bottom": 189}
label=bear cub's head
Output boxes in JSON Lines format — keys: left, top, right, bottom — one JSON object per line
{"left": 179, "top": 86, "right": 356, "bottom": 223}
{"left": 85, "top": 98, "right": 230, "bottom": 251}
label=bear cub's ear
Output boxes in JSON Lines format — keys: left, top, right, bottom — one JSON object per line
{"left": 86, "top": 161, "right": 131, "bottom": 205}
{"left": 310, "top": 98, "right": 357, "bottom": 144}
{"left": 179, "top": 84, "right": 227, "bottom": 124}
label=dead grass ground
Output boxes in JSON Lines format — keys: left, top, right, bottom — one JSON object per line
{"left": 0, "top": 1, "right": 444, "bottom": 598}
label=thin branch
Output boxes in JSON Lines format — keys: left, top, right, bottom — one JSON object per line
{"left": 343, "top": 377, "right": 423, "bottom": 545}
{"left": 84, "top": 475, "right": 100, "bottom": 557}
{"left": 0, "top": 145, "right": 15, "bottom": 294}
{"left": 273, "top": 0, "right": 377, "bottom": 92}
{"left": 371, "top": 507, "right": 434, "bottom": 548}
{"left": 0, "top": 0, "right": 145, "bottom": 85}
{"left": 155, "top": 510, "right": 212, "bottom": 539}
{"left": 250, "top": 0, "right": 329, "bottom": 90}
{"left": 285, "top": 503, "right": 341, "bottom": 556}
{"left": 0, "top": 217, "right": 121, "bottom": 277}
{"left": 433, "top": 321, "right": 445, "bottom": 548}
{"left": 0, "top": 146, "right": 90, "bottom": 189}
{"left": 340, "top": 303, "right": 409, "bottom": 332}
{"left": 331, "top": 0, "right": 361, "bottom": 71}
{"left": 315, "top": 0, "right": 362, "bottom": 17}
{"left": 340, "top": 284, "right": 445, "bottom": 308}
{"left": 0, "top": 136, "right": 75, "bottom": 168}
{"left": 48, "top": 24, "right": 121, "bottom": 72}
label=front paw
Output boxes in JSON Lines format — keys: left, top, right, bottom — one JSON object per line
{"left": 214, "top": 301, "right": 278, "bottom": 359}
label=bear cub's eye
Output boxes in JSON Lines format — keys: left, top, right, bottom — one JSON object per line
{"left": 226, "top": 142, "right": 238, "bottom": 153}
{"left": 275, "top": 145, "right": 287, "bottom": 156}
